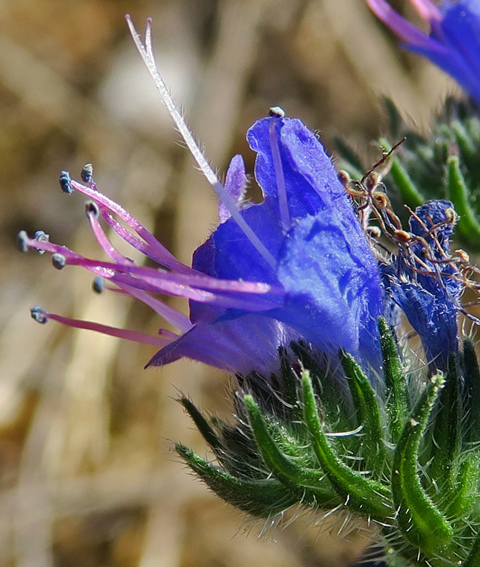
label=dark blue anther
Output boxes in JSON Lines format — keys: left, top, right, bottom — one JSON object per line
{"left": 59, "top": 170, "right": 73, "bottom": 194}
{"left": 85, "top": 200, "right": 99, "bottom": 217}
{"left": 81, "top": 163, "right": 93, "bottom": 183}
{"left": 31, "top": 306, "right": 48, "bottom": 324}
{"left": 92, "top": 276, "right": 104, "bottom": 294}
{"left": 52, "top": 253, "right": 67, "bottom": 270}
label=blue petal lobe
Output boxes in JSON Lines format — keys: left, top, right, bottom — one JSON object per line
{"left": 382, "top": 200, "right": 461, "bottom": 370}
{"left": 147, "top": 314, "right": 297, "bottom": 375}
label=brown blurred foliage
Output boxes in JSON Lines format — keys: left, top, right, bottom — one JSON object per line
{"left": 0, "top": 1, "right": 457, "bottom": 566}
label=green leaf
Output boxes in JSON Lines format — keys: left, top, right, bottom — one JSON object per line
{"left": 451, "top": 120, "right": 477, "bottom": 168}
{"left": 290, "top": 342, "right": 353, "bottom": 433}
{"left": 462, "top": 339, "right": 480, "bottom": 444}
{"left": 392, "top": 373, "right": 454, "bottom": 557}
{"left": 426, "top": 355, "right": 461, "bottom": 497}
{"left": 379, "top": 137, "right": 424, "bottom": 208}
{"left": 446, "top": 154, "right": 480, "bottom": 246}
{"left": 176, "top": 444, "right": 297, "bottom": 517}
{"left": 463, "top": 530, "right": 480, "bottom": 567}
{"left": 378, "top": 318, "right": 410, "bottom": 444}
{"left": 279, "top": 347, "right": 300, "bottom": 416}
{"left": 444, "top": 455, "right": 480, "bottom": 518}
{"left": 179, "top": 397, "right": 222, "bottom": 450}
{"left": 244, "top": 394, "right": 338, "bottom": 508}
{"left": 301, "top": 372, "right": 392, "bottom": 519}
{"left": 340, "top": 350, "right": 387, "bottom": 476}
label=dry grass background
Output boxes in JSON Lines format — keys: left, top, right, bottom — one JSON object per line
{"left": 0, "top": 1, "right": 458, "bottom": 566}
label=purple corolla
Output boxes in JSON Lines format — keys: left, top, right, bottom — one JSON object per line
{"left": 22, "top": 17, "right": 466, "bottom": 379}
{"left": 366, "top": 0, "right": 480, "bottom": 106}
{"left": 22, "top": 111, "right": 385, "bottom": 376}
{"left": 381, "top": 200, "right": 461, "bottom": 371}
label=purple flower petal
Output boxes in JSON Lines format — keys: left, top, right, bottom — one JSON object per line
{"left": 219, "top": 154, "right": 247, "bottom": 223}
{"left": 185, "top": 116, "right": 384, "bottom": 369}
{"left": 367, "top": 0, "right": 480, "bottom": 106}
{"left": 382, "top": 200, "right": 461, "bottom": 370}
{"left": 147, "top": 314, "right": 298, "bottom": 375}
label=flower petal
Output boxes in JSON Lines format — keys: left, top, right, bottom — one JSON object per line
{"left": 219, "top": 154, "right": 247, "bottom": 223}
{"left": 147, "top": 314, "right": 298, "bottom": 375}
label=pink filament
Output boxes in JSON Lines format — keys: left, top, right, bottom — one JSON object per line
{"left": 71, "top": 178, "right": 194, "bottom": 274}
{"left": 25, "top": 235, "right": 281, "bottom": 311}
{"left": 46, "top": 312, "right": 173, "bottom": 347}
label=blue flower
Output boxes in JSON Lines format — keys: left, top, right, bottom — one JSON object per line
{"left": 22, "top": 113, "right": 385, "bottom": 376}
{"left": 22, "top": 18, "right": 466, "bottom": 379}
{"left": 366, "top": 0, "right": 480, "bottom": 106}
{"left": 381, "top": 200, "right": 461, "bottom": 370}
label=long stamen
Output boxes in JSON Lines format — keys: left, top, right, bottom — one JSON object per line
{"left": 95, "top": 277, "right": 191, "bottom": 332}
{"left": 125, "top": 15, "right": 277, "bottom": 271}
{"left": 268, "top": 108, "right": 290, "bottom": 231}
{"left": 66, "top": 177, "right": 192, "bottom": 274}
{"left": 81, "top": 167, "right": 176, "bottom": 267}
{"left": 365, "top": 0, "right": 433, "bottom": 47}
{"left": 113, "top": 282, "right": 193, "bottom": 332}
{"left": 21, "top": 232, "right": 282, "bottom": 312}
{"left": 83, "top": 208, "right": 193, "bottom": 331}
{"left": 31, "top": 307, "right": 173, "bottom": 347}
{"left": 85, "top": 201, "right": 133, "bottom": 264}
{"left": 98, "top": 205, "right": 196, "bottom": 272}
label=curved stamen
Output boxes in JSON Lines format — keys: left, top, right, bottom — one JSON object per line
{"left": 22, "top": 233, "right": 282, "bottom": 313}
{"left": 31, "top": 307, "right": 174, "bottom": 347}
{"left": 69, "top": 178, "right": 192, "bottom": 274}
{"left": 113, "top": 282, "right": 193, "bottom": 332}
{"left": 81, "top": 212, "right": 193, "bottom": 331}
{"left": 85, "top": 201, "right": 134, "bottom": 265}
{"left": 365, "top": 0, "right": 436, "bottom": 48}
{"left": 24, "top": 232, "right": 278, "bottom": 293}
{"left": 97, "top": 205, "right": 197, "bottom": 272}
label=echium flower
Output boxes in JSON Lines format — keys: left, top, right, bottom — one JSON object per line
{"left": 20, "top": 16, "right": 480, "bottom": 567}
{"left": 20, "top": 19, "right": 388, "bottom": 379}
{"left": 22, "top": 108, "right": 384, "bottom": 377}
{"left": 366, "top": 0, "right": 480, "bottom": 106}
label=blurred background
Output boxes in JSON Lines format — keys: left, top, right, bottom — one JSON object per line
{"left": 0, "top": 1, "right": 458, "bottom": 566}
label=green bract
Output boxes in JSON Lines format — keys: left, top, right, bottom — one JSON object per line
{"left": 178, "top": 319, "right": 480, "bottom": 567}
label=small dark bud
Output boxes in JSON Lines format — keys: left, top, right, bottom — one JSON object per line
{"left": 59, "top": 170, "right": 73, "bottom": 194}
{"left": 92, "top": 276, "right": 104, "bottom": 294}
{"left": 52, "top": 253, "right": 67, "bottom": 270}
{"left": 17, "top": 230, "right": 29, "bottom": 253}
{"left": 81, "top": 163, "right": 93, "bottom": 183}
{"left": 269, "top": 106, "right": 285, "bottom": 118}
{"left": 31, "top": 306, "right": 48, "bottom": 324}
{"left": 85, "top": 200, "right": 99, "bottom": 217}
{"left": 33, "top": 231, "right": 50, "bottom": 254}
